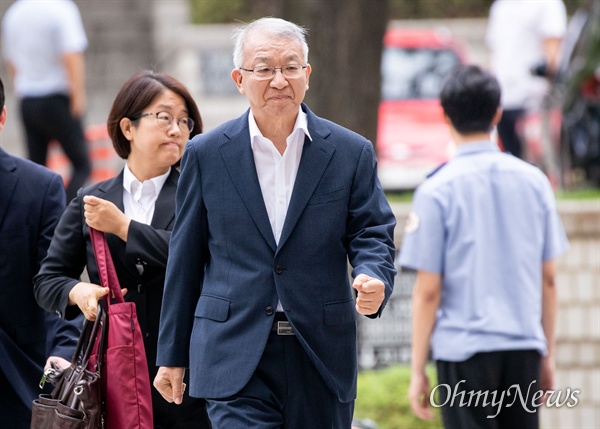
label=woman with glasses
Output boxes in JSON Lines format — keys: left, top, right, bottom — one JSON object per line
{"left": 33, "top": 70, "right": 212, "bottom": 429}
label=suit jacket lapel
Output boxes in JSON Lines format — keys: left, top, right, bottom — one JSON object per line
{"left": 219, "top": 112, "right": 277, "bottom": 252}
{"left": 278, "top": 107, "right": 334, "bottom": 250}
{"left": 151, "top": 168, "right": 178, "bottom": 229}
{"left": 0, "top": 150, "right": 18, "bottom": 229}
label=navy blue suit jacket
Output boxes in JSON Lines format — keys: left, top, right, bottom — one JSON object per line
{"left": 0, "top": 148, "right": 80, "bottom": 422}
{"left": 157, "top": 104, "right": 396, "bottom": 403}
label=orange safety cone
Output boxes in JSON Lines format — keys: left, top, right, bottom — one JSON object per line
{"left": 85, "top": 124, "right": 123, "bottom": 183}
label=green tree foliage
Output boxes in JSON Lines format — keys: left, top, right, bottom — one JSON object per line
{"left": 189, "top": 0, "right": 593, "bottom": 24}
{"left": 391, "top": 0, "right": 494, "bottom": 19}
{"left": 392, "top": 0, "right": 590, "bottom": 18}
{"left": 190, "top": 0, "right": 275, "bottom": 24}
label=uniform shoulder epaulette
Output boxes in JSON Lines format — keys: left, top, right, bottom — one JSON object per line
{"left": 426, "top": 162, "right": 447, "bottom": 178}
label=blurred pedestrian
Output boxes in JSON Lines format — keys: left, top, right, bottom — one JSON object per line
{"left": 0, "top": 75, "right": 80, "bottom": 429}
{"left": 2, "top": 0, "right": 92, "bottom": 201}
{"left": 398, "top": 65, "right": 569, "bottom": 428}
{"left": 33, "top": 70, "right": 211, "bottom": 428}
{"left": 153, "top": 17, "right": 396, "bottom": 429}
{"left": 486, "top": 0, "right": 567, "bottom": 159}
{"left": 559, "top": 0, "right": 600, "bottom": 186}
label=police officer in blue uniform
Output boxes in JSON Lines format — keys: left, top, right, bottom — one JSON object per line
{"left": 398, "top": 65, "right": 569, "bottom": 428}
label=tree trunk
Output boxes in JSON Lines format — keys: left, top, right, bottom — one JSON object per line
{"left": 282, "top": 0, "right": 390, "bottom": 146}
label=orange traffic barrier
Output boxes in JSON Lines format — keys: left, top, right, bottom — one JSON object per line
{"left": 46, "top": 124, "right": 124, "bottom": 187}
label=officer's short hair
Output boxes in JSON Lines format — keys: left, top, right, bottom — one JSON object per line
{"left": 0, "top": 76, "right": 4, "bottom": 108}
{"left": 440, "top": 64, "right": 501, "bottom": 134}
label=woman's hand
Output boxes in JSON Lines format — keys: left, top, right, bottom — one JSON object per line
{"left": 83, "top": 195, "right": 131, "bottom": 241}
{"left": 68, "top": 282, "right": 110, "bottom": 320}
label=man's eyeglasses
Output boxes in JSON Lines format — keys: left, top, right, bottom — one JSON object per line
{"left": 136, "top": 112, "right": 194, "bottom": 133}
{"left": 239, "top": 64, "right": 307, "bottom": 80}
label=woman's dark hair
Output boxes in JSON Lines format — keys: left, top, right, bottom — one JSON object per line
{"left": 440, "top": 64, "right": 501, "bottom": 134}
{"left": 107, "top": 70, "right": 203, "bottom": 159}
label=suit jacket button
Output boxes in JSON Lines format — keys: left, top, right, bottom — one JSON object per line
{"left": 55, "top": 310, "right": 62, "bottom": 318}
{"left": 265, "top": 306, "right": 274, "bottom": 316}
{"left": 275, "top": 265, "right": 284, "bottom": 274}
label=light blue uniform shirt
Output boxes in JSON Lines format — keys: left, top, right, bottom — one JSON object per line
{"left": 398, "top": 141, "right": 568, "bottom": 362}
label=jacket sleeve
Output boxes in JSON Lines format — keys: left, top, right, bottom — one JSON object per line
{"left": 347, "top": 140, "right": 397, "bottom": 317}
{"left": 36, "top": 173, "right": 67, "bottom": 269}
{"left": 125, "top": 221, "right": 170, "bottom": 269}
{"left": 45, "top": 312, "right": 82, "bottom": 360}
{"left": 156, "top": 143, "right": 206, "bottom": 367}
{"left": 34, "top": 193, "right": 88, "bottom": 321}
{"left": 37, "top": 174, "right": 81, "bottom": 357}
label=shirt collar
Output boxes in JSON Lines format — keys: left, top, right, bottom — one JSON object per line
{"left": 123, "top": 163, "right": 171, "bottom": 196}
{"left": 454, "top": 141, "right": 501, "bottom": 157}
{"left": 248, "top": 107, "right": 312, "bottom": 149}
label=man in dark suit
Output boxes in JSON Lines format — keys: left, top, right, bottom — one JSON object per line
{"left": 0, "top": 76, "right": 80, "bottom": 428}
{"left": 154, "top": 17, "right": 397, "bottom": 428}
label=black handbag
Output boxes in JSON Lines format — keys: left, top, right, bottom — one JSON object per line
{"left": 30, "top": 303, "right": 107, "bottom": 429}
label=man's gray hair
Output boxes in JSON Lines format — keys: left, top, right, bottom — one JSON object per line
{"left": 232, "top": 17, "right": 309, "bottom": 68}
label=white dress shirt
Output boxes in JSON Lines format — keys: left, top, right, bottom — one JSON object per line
{"left": 249, "top": 108, "right": 311, "bottom": 312}
{"left": 122, "top": 164, "right": 170, "bottom": 226}
{"left": 249, "top": 108, "right": 312, "bottom": 244}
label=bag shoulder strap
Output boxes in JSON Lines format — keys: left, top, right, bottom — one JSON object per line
{"left": 89, "top": 227, "right": 124, "bottom": 303}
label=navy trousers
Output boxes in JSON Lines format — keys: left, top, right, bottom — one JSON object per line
{"left": 206, "top": 320, "right": 354, "bottom": 429}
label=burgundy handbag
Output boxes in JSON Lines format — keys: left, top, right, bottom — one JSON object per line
{"left": 89, "top": 227, "right": 154, "bottom": 429}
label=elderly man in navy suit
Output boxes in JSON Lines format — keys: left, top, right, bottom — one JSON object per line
{"left": 0, "top": 76, "right": 80, "bottom": 428}
{"left": 154, "top": 17, "right": 396, "bottom": 428}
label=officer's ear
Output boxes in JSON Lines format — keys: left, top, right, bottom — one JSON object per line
{"left": 0, "top": 106, "right": 6, "bottom": 130}
{"left": 443, "top": 114, "right": 453, "bottom": 128}
{"left": 491, "top": 107, "right": 503, "bottom": 127}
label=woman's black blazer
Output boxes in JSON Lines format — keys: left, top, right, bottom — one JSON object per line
{"left": 34, "top": 168, "right": 179, "bottom": 378}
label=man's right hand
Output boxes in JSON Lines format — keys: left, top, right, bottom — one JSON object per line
{"left": 154, "top": 366, "right": 186, "bottom": 405}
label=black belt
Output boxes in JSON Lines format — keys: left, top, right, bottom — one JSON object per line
{"left": 271, "top": 313, "right": 295, "bottom": 336}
